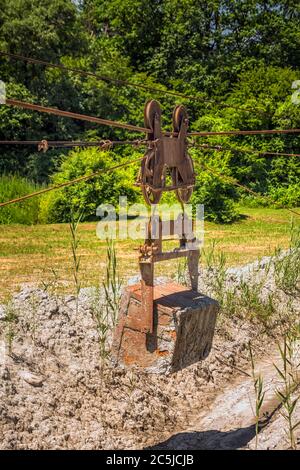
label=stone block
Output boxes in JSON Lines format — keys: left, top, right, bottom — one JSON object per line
{"left": 111, "top": 282, "right": 219, "bottom": 373}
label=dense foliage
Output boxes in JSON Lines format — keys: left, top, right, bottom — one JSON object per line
{"left": 38, "top": 148, "right": 140, "bottom": 223}
{"left": 0, "top": 0, "right": 299, "bottom": 223}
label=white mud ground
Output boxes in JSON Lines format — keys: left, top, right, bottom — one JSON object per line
{"left": 0, "top": 255, "right": 299, "bottom": 450}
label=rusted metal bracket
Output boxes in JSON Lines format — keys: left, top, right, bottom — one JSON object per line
{"left": 136, "top": 100, "right": 196, "bottom": 205}
{"left": 38, "top": 139, "right": 49, "bottom": 152}
{"left": 139, "top": 215, "right": 200, "bottom": 334}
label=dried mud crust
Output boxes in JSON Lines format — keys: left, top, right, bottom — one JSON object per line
{"left": 0, "top": 254, "right": 299, "bottom": 450}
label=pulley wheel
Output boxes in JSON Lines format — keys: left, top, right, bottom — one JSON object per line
{"left": 144, "top": 99, "right": 162, "bottom": 135}
{"left": 139, "top": 150, "right": 163, "bottom": 205}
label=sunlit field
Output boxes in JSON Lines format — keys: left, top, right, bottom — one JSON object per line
{"left": 0, "top": 206, "right": 298, "bottom": 301}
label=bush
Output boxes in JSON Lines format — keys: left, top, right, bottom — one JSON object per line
{"left": 268, "top": 184, "right": 300, "bottom": 208}
{"left": 192, "top": 175, "right": 239, "bottom": 223}
{"left": 191, "top": 151, "right": 240, "bottom": 223}
{"left": 240, "top": 183, "right": 300, "bottom": 209}
{"left": 0, "top": 175, "right": 41, "bottom": 224}
{"left": 39, "top": 147, "right": 140, "bottom": 223}
{"left": 238, "top": 195, "right": 268, "bottom": 208}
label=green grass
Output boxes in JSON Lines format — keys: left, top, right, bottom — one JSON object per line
{"left": 0, "top": 206, "right": 298, "bottom": 301}
{"left": 0, "top": 175, "right": 42, "bottom": 225}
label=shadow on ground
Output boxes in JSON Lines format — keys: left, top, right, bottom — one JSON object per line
{"left": 147, "top": 424, "right": 256, "bottom": 450}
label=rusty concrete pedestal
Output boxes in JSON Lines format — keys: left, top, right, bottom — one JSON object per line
{"left": 111, "top": 282, "right": 219, "bottom": 374}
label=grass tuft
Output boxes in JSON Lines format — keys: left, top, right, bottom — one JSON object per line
{"left": 274, "top": 329, "right": 300, "bottom": 450}
{"left": 69, "top": 211, "right": 83, "bottom": 314}
{"left": 248, "top": 341, "right": 265, "bottom": 449}
{"left": 0, "top": 174, "right": 42, "bottom": 225}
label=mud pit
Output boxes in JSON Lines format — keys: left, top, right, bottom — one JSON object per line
{"left": 0, "top": 256, "right": 299, "bottom": 450}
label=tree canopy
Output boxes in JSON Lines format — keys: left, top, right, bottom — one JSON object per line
{"left": 0, "top": 0, "right": 299, "bottom": 222}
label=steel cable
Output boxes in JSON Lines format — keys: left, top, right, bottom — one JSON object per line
{"left": 0, "top": 50, "right": 269, "bottom": 116}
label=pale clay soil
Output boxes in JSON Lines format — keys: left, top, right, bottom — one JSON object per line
{"left": 0, "top": 255, "right": 300, "bottom": 450}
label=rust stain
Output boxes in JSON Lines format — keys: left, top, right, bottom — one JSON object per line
{"left": 156, "top": 350, "right": 169, "bottom": 357}
{"left": 167, "top": 330, "right": 177, "bottom": 340}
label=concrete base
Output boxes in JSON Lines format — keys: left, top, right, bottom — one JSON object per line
{"left": 111, "top": 282, "right": 219, "bottom": 373}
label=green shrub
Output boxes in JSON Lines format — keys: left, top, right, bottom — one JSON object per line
{"left": 268, "top": 184, "right": 300, "bottom": 208}
{"left": 39, "top": 147, "right": 140, "bottom": 223}
{"left": 241, "top": 183, "right": 300, "bottom": 209}
{"left": 191, "top": 151, "right": 240, "bottom": 223}
{"left": 0, "top": 175, "right": 41, "bottom": 224}
{"left": 238, "top": 195, "right": 270, "bottom": 208}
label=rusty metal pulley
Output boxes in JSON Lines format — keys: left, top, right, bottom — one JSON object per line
{"left": 137, "top": 100, "right": 196, "bottom": 205}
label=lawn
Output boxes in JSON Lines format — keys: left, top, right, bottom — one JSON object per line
{"left": 0, "top": 206, "right": 298, "bottom": 301}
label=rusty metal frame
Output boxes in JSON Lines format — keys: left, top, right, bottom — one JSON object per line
{"left": 111, "top": 101, "right": 201, "bottom": 368}
{"left": 139, "top": 215, "right": 200, "bottom": 334}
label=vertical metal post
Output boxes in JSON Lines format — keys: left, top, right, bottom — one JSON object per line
{"left": 187, "top": 249, "right": 200, "bottom": 291}
{"left": 140, "top": 261, "right": 154, "bottom": 334}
